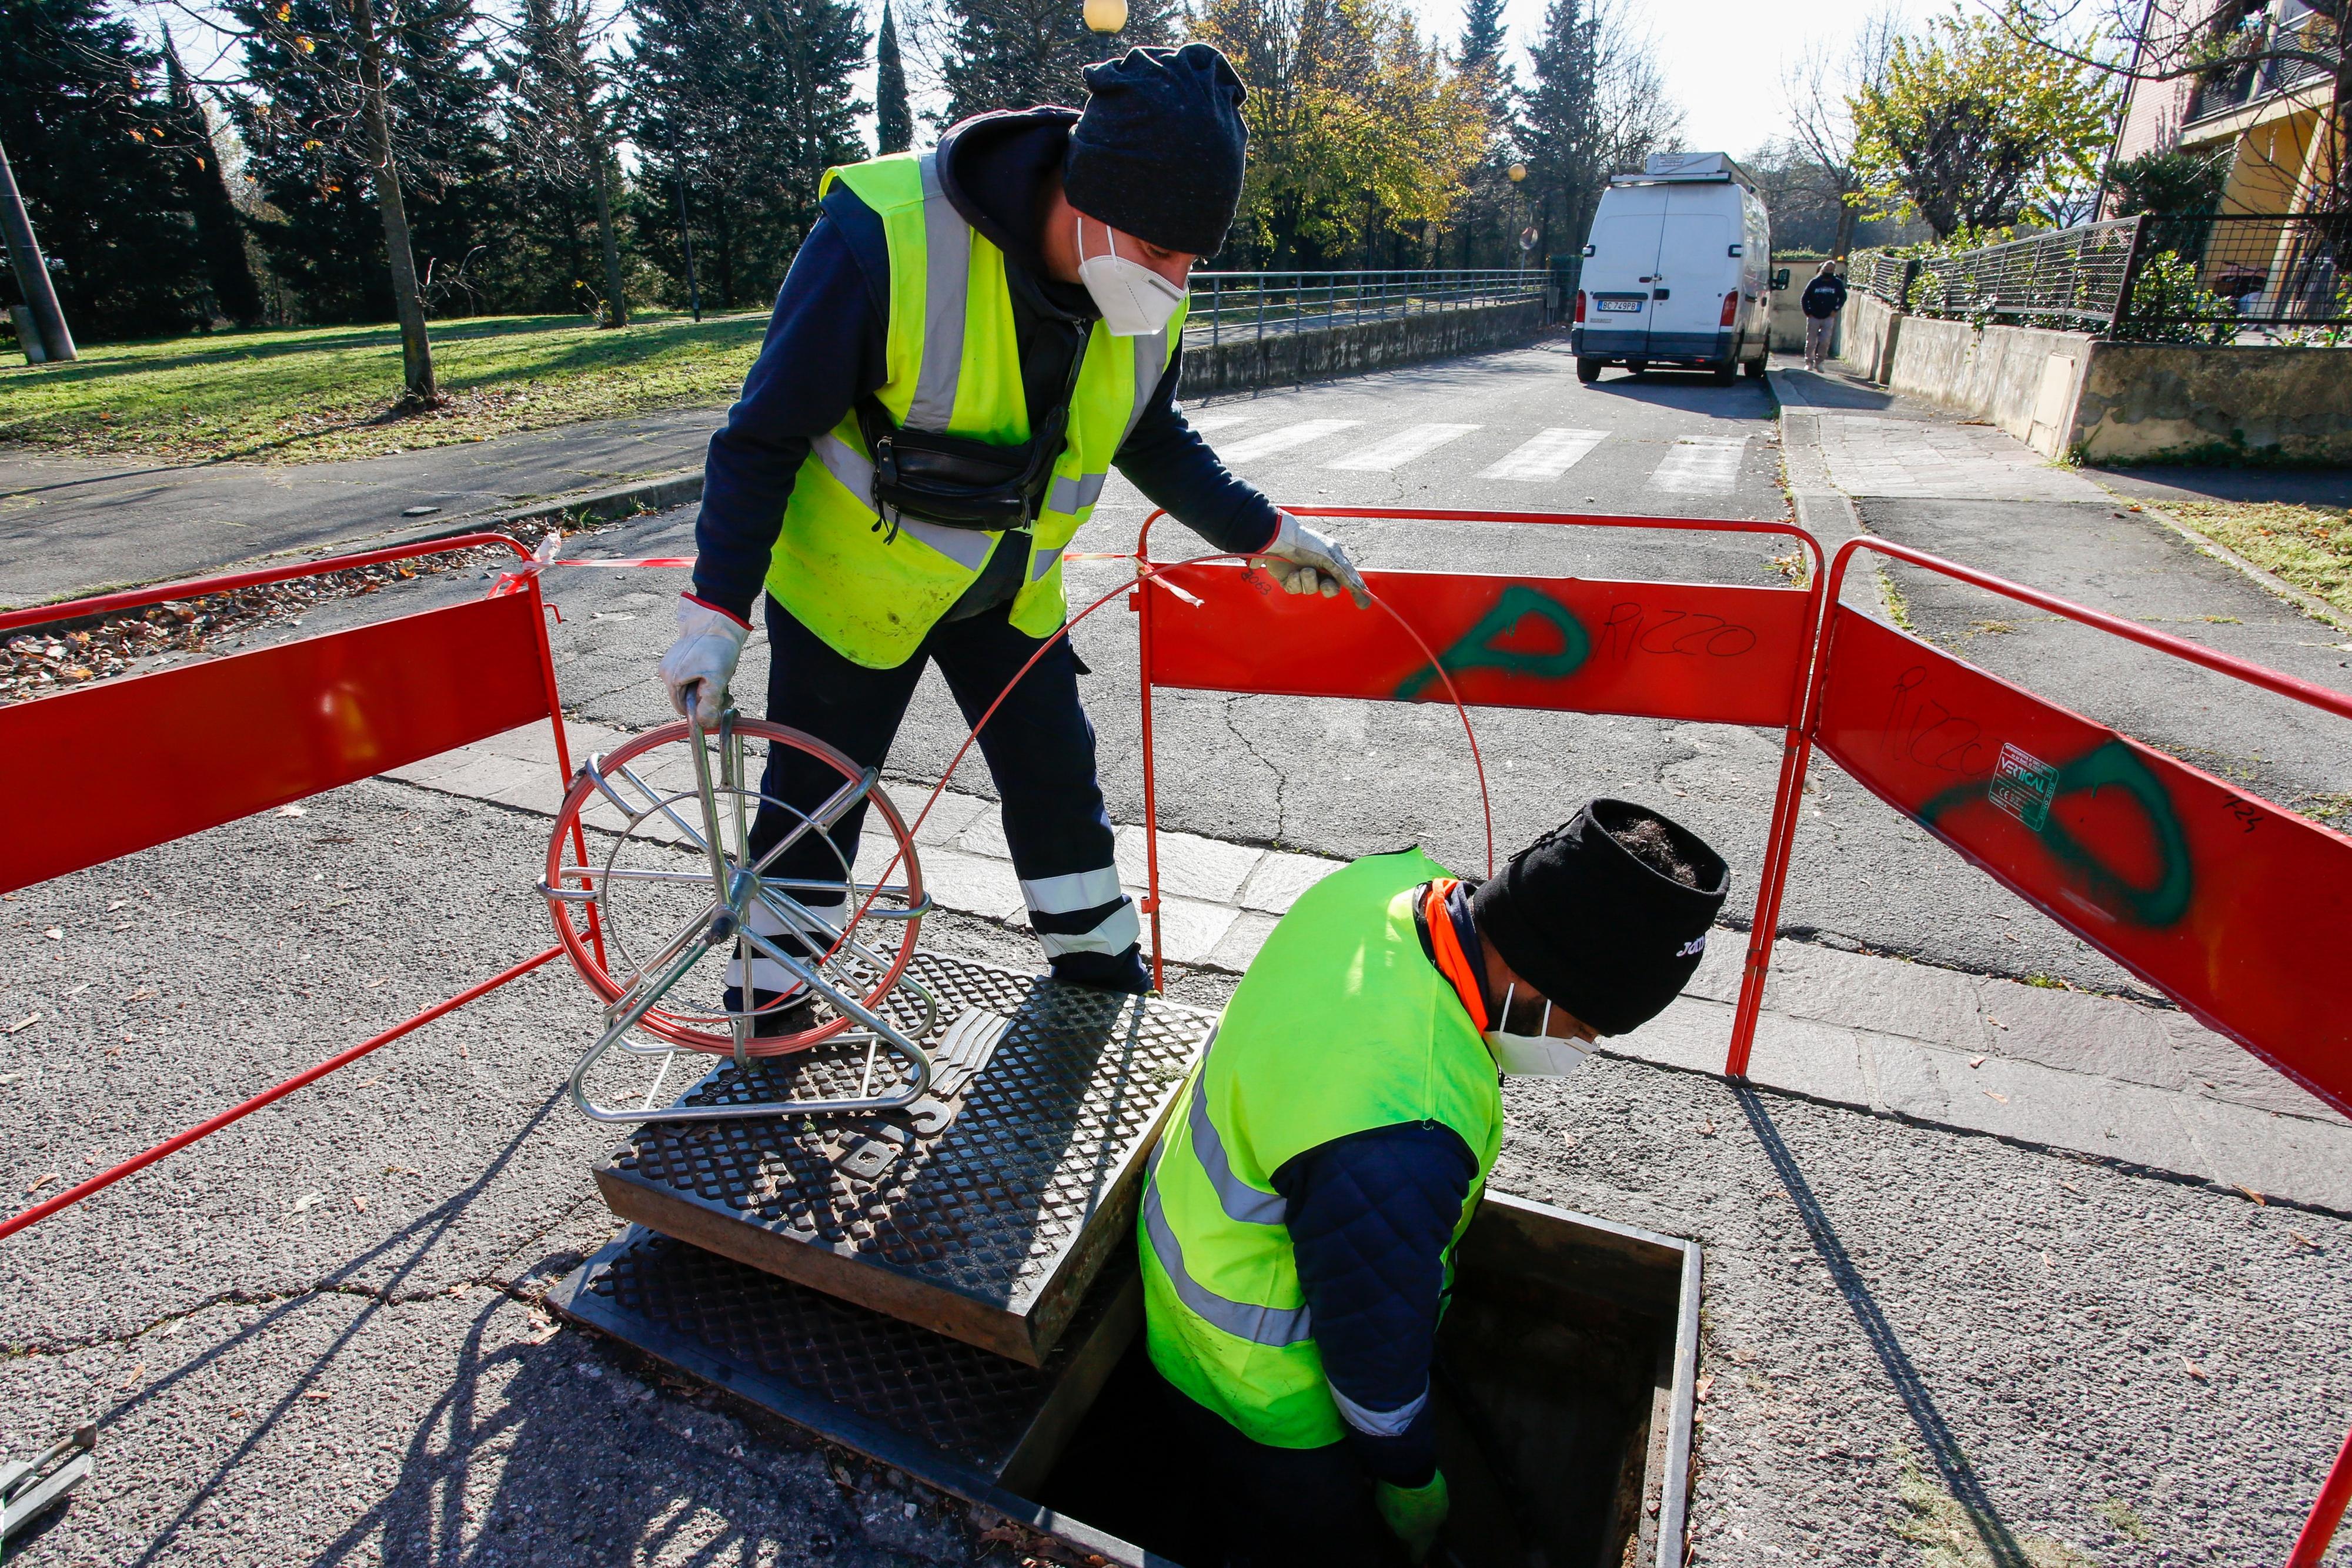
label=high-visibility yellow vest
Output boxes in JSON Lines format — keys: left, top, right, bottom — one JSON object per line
{"left": 765, "top": 152, "right": 1185, "bottom": 668}
{"left": 1139, "top": 848, "right": 1505, "bottom": 1449}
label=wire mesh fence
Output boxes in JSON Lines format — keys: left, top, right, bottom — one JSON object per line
{"left": 1849, "top": 211, "right": 2352, "bottom": 343}
{"left": 1182, "top": 269, "right": 1548, "bottom": 351}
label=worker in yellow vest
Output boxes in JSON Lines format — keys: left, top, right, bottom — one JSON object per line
{"left": 1142, "top": 800, "right": 1728, "bottom": 1564}
{"left": 657, "top": 44, "right": 1364, "bottom": 1028}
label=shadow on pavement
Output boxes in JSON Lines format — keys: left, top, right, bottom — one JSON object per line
{"left": 1732, "top": 1084, "right": 2037, "bottom": 1568}
{"left": 2087, "top": 466, "right": 2352, "bottom": 507}
{"left": 1773, "top": 364, "right": 1900, "bottom": 412}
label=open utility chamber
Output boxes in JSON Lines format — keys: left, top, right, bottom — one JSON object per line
{"left": 550, "top": 951, "right": 1702, "bottom": 1566}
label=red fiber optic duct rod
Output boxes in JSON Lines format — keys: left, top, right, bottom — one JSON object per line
{"left": 0, "top": 944, "right": 562, "bottom": 1242}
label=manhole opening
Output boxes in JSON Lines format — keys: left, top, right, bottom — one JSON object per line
{"left": 1034, "top": 1194, "right": 1692, "bottom": 1566}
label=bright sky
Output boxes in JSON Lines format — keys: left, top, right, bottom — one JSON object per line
{"left": 1402, "top": 0, "right": 1922, "bottom": 161}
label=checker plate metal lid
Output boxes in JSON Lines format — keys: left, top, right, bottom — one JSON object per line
{"left": 548, "top": 1225, "right": 1142, "bottom": 1499}
{"left": 593, "top": 951, "right": 1211, "bottom": 1366}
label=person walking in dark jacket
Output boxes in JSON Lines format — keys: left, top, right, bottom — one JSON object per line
{"left": 1800, "top": 259, "right": 1848, "bottom": 371}
{"left": 656, "top": 45, "right": 1369, "bottom": 1028}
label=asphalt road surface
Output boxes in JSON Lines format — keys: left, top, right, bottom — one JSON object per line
{"left": 6, "top": 342, "right": 2351, "bottom": 1566}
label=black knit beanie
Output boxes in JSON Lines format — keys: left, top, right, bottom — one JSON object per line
{"left": 1469, "top": 800, "right": 1729, "bottom": 1037}
{"left": 1064, "top": 44, "right": 1249, "bottom": 256}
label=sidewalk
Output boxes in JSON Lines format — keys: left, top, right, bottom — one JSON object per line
{"left": 383, "top": 714, "right": 2352, "bottom": 1213}
{"left": 0, "top": 408, "right": 718, "bottom": 607}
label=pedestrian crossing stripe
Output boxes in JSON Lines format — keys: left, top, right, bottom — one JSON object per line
{"left": 1214, "top": 419, "right": 1362, "bottom": 463}
{"left": 1478, "top": 428, "right": 1608, "bottom": 482}
{"left": 1325, "top": 423, "right": 1479, "bottom": 472}
{"left": 1172, "top": 417, "right": 1750, "bottom": 494}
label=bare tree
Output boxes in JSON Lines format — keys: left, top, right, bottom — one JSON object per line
{"left": 2007, "top": 0, "right": 2348, "bottom": 215}
{"left": 1782, "top": 6, "right": 1906, "bottom": 257}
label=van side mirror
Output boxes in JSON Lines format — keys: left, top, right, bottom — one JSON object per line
{"left": 1582, "top": 243, "right": 1596, "bottom": 257}
{"left": 1771, "top": 268, "right": 1791, "bottom": 291}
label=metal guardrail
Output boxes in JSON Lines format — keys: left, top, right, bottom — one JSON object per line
{"left": 1183, "top": 269, "right": 1548, "bottom": 352}
{"left": 1853, "top": 211, "right": 2352, "bottom": 342}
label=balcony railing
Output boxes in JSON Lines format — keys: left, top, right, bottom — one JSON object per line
{"left": 2187, "top": 12, "right": 2340, "bottom": 123}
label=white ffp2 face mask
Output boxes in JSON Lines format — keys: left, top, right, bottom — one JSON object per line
{"left": 1075, "top": 214, "right": 1187, "bottom": 337}
{"left": 1483, "top": 984, "right": 1599, "bottom": 1079}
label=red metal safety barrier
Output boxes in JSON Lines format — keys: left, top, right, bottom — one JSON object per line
{"left": 1736, "top": 537, "right": 2352, "bottom": 1118}
{"left": 1132, "top": 506, "right": 1829, "bottom": 1058}
{"left": 0, "top": 533, "right": 597, "bottom": 1238}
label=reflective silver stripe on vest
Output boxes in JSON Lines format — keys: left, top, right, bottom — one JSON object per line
{"left": 1120, "top": 329, "right": 1168, "bottom": 450}
{"left": 1143, "top": 1145, "right": 1315, "bottom": 1348}
{"left": 1028, "top": 544, "right": 1064, "bottom": 583}
{"left": 908, "top": 154, "right": 970, "bottom": 430}
{"left": 1184, "top": 1047, "right": 1288, "bottom": 1226}
{"left": 813, "top": 430, "right": 995, "bottom": 571}
{"left": 1046, "top": 470, "right": 1108, "bottom": 517}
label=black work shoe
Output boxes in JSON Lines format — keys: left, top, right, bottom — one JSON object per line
{"left": 722, "top": 984, "right": 816, "bottom": 1038}
{"left": 1049, "top": 947, "right": 1152, "bottom": 996}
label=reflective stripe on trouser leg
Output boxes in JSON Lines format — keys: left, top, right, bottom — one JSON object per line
{"left": 724, "top": 892, "right": 839, "bottom": 992}
{"left": 1031, "top": 891, "right": 1140, "bottom": 959}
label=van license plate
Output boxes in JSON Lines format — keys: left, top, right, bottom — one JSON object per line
{"left": 1597, "top": 297, "right": 1641, "bottom": 312}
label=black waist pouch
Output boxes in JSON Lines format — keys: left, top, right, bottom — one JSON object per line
{"left": 858, "top": 400, "right": 1070, "bottom": 533}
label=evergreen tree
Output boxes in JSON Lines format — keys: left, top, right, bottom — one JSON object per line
{"left": 226, "top": 0, "right": 502, "bottom": 335}
{"left": 874, "top": 0, "right": 913, "bottom": 153}
{"left": 1518, "top": 0, "right": 1675, "bottom": 261}
{"left": 0, "top": 0, "right": 209, "bottom": 340}
{"left": 162, "top": 29, "right": 265, "bottom": 325}
{"left": 937, "top": 0, "right": 1175, "bottom": 125}
{"left": 498, "top": 0, "right": 629, "bottom": 322}
{"left": 1449, "top": 0, "right": 1516, "bottom": 266}
{"left": 627, "top": 0, "right": 868, "bottom": 309}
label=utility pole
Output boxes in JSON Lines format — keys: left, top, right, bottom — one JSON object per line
{"left": 673, "top": 164, "right": 701, "bottom": 322}
{"left": 0, "top": 133, "right": 77, "bottom": 363}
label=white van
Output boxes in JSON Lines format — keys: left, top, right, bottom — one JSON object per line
{"left": 1570, "top": 152, "right": 1772, "bottom": 384}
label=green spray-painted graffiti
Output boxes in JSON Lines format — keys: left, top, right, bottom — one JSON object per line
{"left": 1395, "top": 584, "right": 1591, "bottom": 701}
{"left": 1921, "top": 739, "right": 2193, "bottom": 928}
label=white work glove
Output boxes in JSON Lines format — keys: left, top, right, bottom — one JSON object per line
{"left": 657, "top": 594, "right": 751, "bottom": 727}
{"left": 1251, "top": 510, "right": 1371, "bottom": 609}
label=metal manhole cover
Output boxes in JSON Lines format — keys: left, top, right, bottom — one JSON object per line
{"left": 547, "top": 1225, "right": 1141, "bottom": 1496}
{"left": 593, "top": 951, "right": 1211, "bottom": 1365}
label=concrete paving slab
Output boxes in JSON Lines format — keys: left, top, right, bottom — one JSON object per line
{"left": 1232, "top": 848, "right": 1345, "bottom": 914}
{"left": 1111, "top": 823, "right": 1265, "bottom": 904}
{"left": 1204, "top": 909, "right": 1281, "bottom": 974}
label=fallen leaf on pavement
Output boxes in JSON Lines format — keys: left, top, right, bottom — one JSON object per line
{"left": 2181, "top": 1358, "right": 2208, "bottom": 1380}
{"left": 1698, "top": 1119, "right": 1716, "bottom": 1137}
{"left": 118, "top": 1362, "right": 145, "bottom": 1389}
{"left": 302, "top": 1389, "right": 332, "bottom": 1400}
{"left": 2236, "top": 1185, "right": 2266, "bottom": 1206}
{"left": 1967, "top": 1055, "right": 1986, "bottom": 1068}
{"left": 2289, "top": 1231, "right": 2320, "bottom": 1251}
{"left": 1983, "top": 1090, "right": 2009, "bottom": 1104}
{"left": 64, "top": 982, "right": 89, "bottom": 997}
{"left": 2041, "top": 1251, "right": 2053, "bottom": 1269}
{"left": 5, "top": 1013, "right": 41, "bottom": 1035}
{"left": 352, "top": 1195, "right": 368, "bottom": 1213}
{"left": 42, "top": 928, "right": 62, "bottom": 942}
{"left": 275, "top": 805, "right": 306, "bottom": 818}
{"left": 292, "top": 1190, "right": 324, "bottom": 1213}
{"left": 1696, "top": 1374, "right": 1715, "bottom": 1404}
{"left": 26, "top": 1172, "right": 58, "bottom": 1195}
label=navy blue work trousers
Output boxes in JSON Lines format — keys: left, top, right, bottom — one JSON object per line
{"left": 744, "top": 596, "right": 1142, "bottom": 987}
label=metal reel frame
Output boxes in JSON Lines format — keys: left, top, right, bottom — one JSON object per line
{"left": 540, "top": 708, "right": 938, "bottom": 1124}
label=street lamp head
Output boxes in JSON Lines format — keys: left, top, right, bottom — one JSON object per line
{"left": 1084, "top": 0, "right": 1126, "bottom": 31}
{"left": 1507, "top": 162, "right": 1528, "bottom": 183}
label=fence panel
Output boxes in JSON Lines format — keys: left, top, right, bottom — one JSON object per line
{"left": 1145, "top": 562, "right": 1814, "bottom": 728}
{"left": 0, "top": 593, "right": 554, "bottom": 894}
{"left": 1810, "top": 603, "right": 2352, "bottom": 1114}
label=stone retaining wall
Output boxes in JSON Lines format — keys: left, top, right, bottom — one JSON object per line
{"left": 1177, "top": 297, "right": 1546, "bottom": 399}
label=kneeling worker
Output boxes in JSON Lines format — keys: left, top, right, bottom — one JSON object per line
{"left": 658, "top": 43, "right": 1367, "bottom": 1027}
{"left": 1141, "top": 800, "right": 1728, "bottom": 1564}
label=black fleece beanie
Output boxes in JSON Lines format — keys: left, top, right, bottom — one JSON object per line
{"left": 1063, "top": 44, "right": 1249, "bottom": 256}
{"left": 1469, "top": 800, "right": 1730, "bottom": 1037}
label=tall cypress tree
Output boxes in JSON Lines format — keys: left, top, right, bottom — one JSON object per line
{"left": 499, "top": 0, "right": 629, "bottom": 322}
{"left": 1519, "top": 0, "right": 1605, "bottom": 259}
{"left": 162, "top": 29, "right": 265, "bottom": 325}
{"left": 874, "top": 0, "right": 912, "bottom": 153}
{"left": 626, "top": 0, "right": 867, "bottom": 309}
{"left": 0, "top": 0, "right": 208, "bottom": 339}
{"left": 937, "top": 0, "right": 1175, "bottom": 124}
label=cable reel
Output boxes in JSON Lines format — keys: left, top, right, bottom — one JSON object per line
{"left": 540, "top": 709, "right": 938, "bottom": 1124}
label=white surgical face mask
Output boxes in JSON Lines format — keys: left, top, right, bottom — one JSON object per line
{"left": 1075, "top": 213, "right": 1187, "bottom": 337}
{"left": 1483, "top": 984, "right": 1599, "bottom": 1079}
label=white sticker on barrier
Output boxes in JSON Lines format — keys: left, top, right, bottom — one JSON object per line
{"left": 1989, "top": 742, "right": 2059, "bottom": 832}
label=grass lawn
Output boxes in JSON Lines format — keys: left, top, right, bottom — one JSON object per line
{"left": 2162, "top": 498, "right": 2352, "bottom": 621}
{"left": 0, "top": 309, "right": 769, "bottom": 465}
